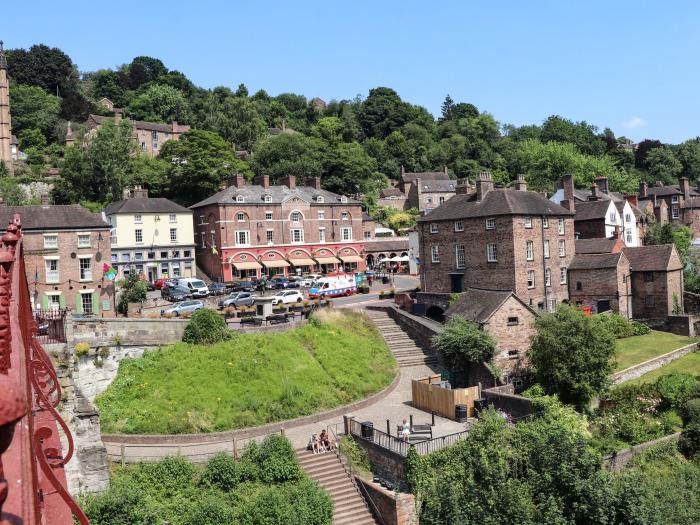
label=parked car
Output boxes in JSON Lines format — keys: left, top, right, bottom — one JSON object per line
{"left": 270, "top": 290, "right": 304, "bottom": 305}
{"left": 231, "top": 280, "right": 256, "bottom": 292}
{"left": 218, "top": 292, "right": 256, "bottom": 309}
{"left": 161, "top": 300, "right": 204, "bottom": 316}
{"left": 208, "top": 282, "right": 228, "bottom": 296}
{"left": 153, "top": 278, "right": 173, "bottom": 289}
{"left": 176, "top": 278, "right": 210, "bottom": 298}
{"left": 161, "top": 285, "right": 192, "bottom": 302}
{"left": 286, "top": 278, "right": 301, "bottom": 289}
{"left": 271, "top": 277, "right": 290, "bottom": 289}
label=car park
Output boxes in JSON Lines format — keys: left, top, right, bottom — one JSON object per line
{"left": 218, "top": 292, "right": 256, "bottom": 309}
{"left": 176, "top": 278, "right": 210, "bottom": 298}
{"left": 160, "top": 300, "right": 204, "bottom": 316}
{"left": 271, "top": 277, "right": 290, "bottom": 289}
{"left": 270, "top": 290, "right": 304, "bottom": 305}
{"left": 208, "top": 282, "right": 228, "bottom": 296}
{"left": 231, "top": 280, "right": 256, "bottom": 292}
{"left": 161, "top": 285, "right": 192, "bottom": 302}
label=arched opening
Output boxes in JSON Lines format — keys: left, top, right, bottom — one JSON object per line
{"left": 425, "top": 305, "right": 445, "bottom": 323}
{"left": 366, "top": 254, "right": 375, "bottom": 267}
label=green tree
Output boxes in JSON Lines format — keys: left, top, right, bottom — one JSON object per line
{"left": 645, "top": 147, "right": 682, "bottom": 185}
{"left": 158, "top": 129, "right": 250, "bottom": 205}
{"left": 643, "top": 222, "right": 692, "bottom": 263}
{"left": 357, "top": 87, "right": 425, "bottom": 139}
{"left": 18, "top": 128, "right": 47, "bottom": 151}
{"left": 634, "top": 139, "right": 663, "bottom": 170}
{"left": 250, "top": 133, "right": 323, "bottom": 183}
{"left": 125, "top": 84, "right": 191, "bottom": 123}
{"left": 540, "top": 115, "right": 606, "bottom": 156}
{"left": 88, "top": 69, "right": 127, "bottom": 107}
{"left": 123, "top": 56, "right": 168, "bottom": 90}
{"left": 8, "top": 84, "right": 61, "bottom": 139}
{"left": 117, "top": 273, "right": 147, "bottom": 315}
{"left": 0, "top": 177, "right": 30, "bottom": 205}
{"left": 675, "top": 139, "right": 700, "bottom": 181}
{"left": 528, "top": 304, "right": 616, "bottom": 407}
{"left": 432, "top": 316, "right": 496, "bottom": 375}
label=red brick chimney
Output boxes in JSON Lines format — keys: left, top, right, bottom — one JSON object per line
{"left": 228, "top": 174, "right": 246, "bottom": 188}
{"left": 310, "top": 176, "right": 321, "bottom": 190}
{"left": 595, "top": 176, "right": 609, "bottom": 194}
{"left": 280, "top": 175, "right": 296, "bottom": 189}
{"left": 475, "top": 172, "right": 493, "bottom": 202}
{"left": 562, "top": 174, "right": 575, "bottom": 203}
{"left": 680, "top": 176, "right": 690, "bottom": 200}
{"left": 625, "top": 194, "right": 639, "bottom": 207}
{"left": 253, "top": 175, "right": 270, "bottom": 188}
{"left": 639, "top": 181, "right": 648, "bottom": 198}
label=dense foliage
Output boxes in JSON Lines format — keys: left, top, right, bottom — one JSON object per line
{"left": 81, "top": 437, "right": 333, "bottom": 525}
{"left": 182, "top": 308, "right": 233, "bottom": 345}
{"left": 432, "top": 316, "right": 496, "bottom": 374}
{"left": 528, "top": 305, "right": 617, "bottom": 408}
{"left": 116, "top": 273, "right": 147, "bottom": 315}
{"left": 96, "top": 310, "right": 396, "bottom": 433}
{"left": 596, "top": 313, "right": 650, "bottom": 339}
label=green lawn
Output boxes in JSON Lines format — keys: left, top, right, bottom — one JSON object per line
{"left": 627, "top": 350, "right": 700, "bottom": 385}
{"left": 96, "top": 309, "right": 397, "bottom": 434}
{"left": 614, "top": 331, "right": 695, "bottom": 372}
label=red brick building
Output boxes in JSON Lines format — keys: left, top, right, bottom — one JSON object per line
{"left": 417, "top": 172, "right": 575, "bottom": 313}
{"left": 191, "top": 175, "right": 366, "bottom": 281}
{"left": 0, "top": 204, "right": 114, "bottom": 315}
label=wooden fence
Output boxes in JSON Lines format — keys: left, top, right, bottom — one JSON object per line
{"left": 411, "top": 374, "right": 480, "bottom": 419}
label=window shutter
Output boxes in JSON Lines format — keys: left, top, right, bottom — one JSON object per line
{"left": 75, "top": 293, "right": 83, "bottom": 314}
{"left": 93, "top": 292, "right": 99, "bottom": 314}
{"left": 59, "top": 294, "right": 66, "bottom": 309}
{"left": 42, "top": 294, "right": 49, "bottom": 310}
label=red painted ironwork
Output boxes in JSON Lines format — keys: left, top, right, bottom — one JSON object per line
{"left": 0, "top": 214, "right": 90, "bottom": 524}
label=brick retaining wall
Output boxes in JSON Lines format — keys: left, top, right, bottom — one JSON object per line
{"left": 356, "top": 477, "right": 418, "bottom": 525}
{"left": 612, "top": 343, "right": 698, "bottom": 385}
{"left": 602, "top": 433, "right": 681, "bottom": 472}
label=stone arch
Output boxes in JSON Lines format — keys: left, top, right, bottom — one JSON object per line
{"left": 425, "top": 305, "right": 445, "bottom": 323}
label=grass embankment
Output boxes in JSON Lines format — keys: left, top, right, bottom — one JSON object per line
{"left": 628, "top": 351, "right": 700, "bottom": 385}
{"left": 614, "top": 331, "right": 694, "bottom": 372}
{"left": 97, "top": 310, "right": 397, "bottom": 434}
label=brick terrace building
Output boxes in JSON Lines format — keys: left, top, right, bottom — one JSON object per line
{"left": 417, "top": 172, "right": 575, "bottom": 313}
{"left": 568, "top": 251, "right": 632, "bottom": 318}
{"left": 191, "top": 174, "right": 365, "bottom": 281}
{"left": 377, "top": 166, "right": 456, "bottom": 213}
{"left": 639, "top": 177, "right": 699, "bottom": 225}
{"left": 0, "top": 204, "right": 114, "bottom": 315}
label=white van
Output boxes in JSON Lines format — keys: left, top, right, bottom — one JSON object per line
{"left": 176, "top": 278, "right": 210, "bottom": 298}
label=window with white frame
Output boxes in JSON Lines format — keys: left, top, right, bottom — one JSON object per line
{"left": 364, "top": 231, "right": 372, "bottom": 240}
{"left": 135, "top": 229, "right": 143, "bottom": 244}
{"left": 291, "top": 229, "right": 304, "bottom": 243}
{"left": 77, "top": 234, "right": 91, "bottom": 248}
{"left": 316, "top": 195, "right": 324, "bottom": 203}
{"left": 236, "top": 195, "right": 245, "bottom": 203}
{"left": 265, "top": 212, "right": 273, "bottom": 220}
{"left": 486, "top": 218, "right": 496, "bottom": 230}
{"left": 43, "top": 234, "right": 58, "bottom": 249}
{"left": 544, "top": 240, "right": 550, "bottom": 258}
{"left": 430, "top": 223, "right": 438, "bottom": 234}
{"left": 558, "top": 218, "right": 565, "bottom": 235}
{"left": 169, "top": 214, "right": 176, "bottom": 223}
{"left": 560, "top": 267, "right": 567, "bottom": 284}
{"left": 236, "top": 212, "right": 246, "bottom": 222}
{"left": 559, "top": 239, "right": 566, "bottom": 257}
{"left": 672, "top": 195, "right": 679, "bottom": 203}
{"left": 626, "top": 229, "right": 632, "bottom": 244}
{"left": 487, "top": 243, "right": 497, "bottom": 262}
{"left": 319, "top": 228, "right": 326, "bottom": 242}
{"left": 110, "top": 230, "right": 117, "bottom": 245}
{"left": 318, "top": 211, "right": 325, "bottom": 220}
{"left": 525, "top": 216, "right": 532, "bottom": 229}
{"left": 526, "top": 240, "right": 534, "bottom": 261}
{"left": 45, "top": 259, "right": 59, "bottom": 283}
{"left": 609, "top": 211, "right": 617, "bottom": 223}
{"left": 200, "top": 234, "right": 206, "bottom": 249}
{"left": 625, "top": 213, "right": 631, "bottom": 223}
{"left": 266, "top": 230, "right": 274, "bottom": 244}
{"left": 235, "top": 231, "right": 249, "bottom": 246}
{"left": 134, "top": 214, "right": 142, "bottom": 224}
{"left": 527, "top": 270, "right": 535, "bottom": 289}
{"left": 543, "top": 216, "right": 549, "bottom": 228}
{"left": 264, "top": 195, "right": 272, "bottom": 203}
{"left": 340, "top": 196, "right": 348, "bottom": 203}
{"left": 672, "top": 207, "right": 680, "bottom": 219}
{"left": 48, "top": 293, "right": 61, "bottom": 311}
{"left": 291, "top": 211, "right": 302, "bottom": 222}
{"left": 340, "top": 227, "right": 352, "bottom": 241}
{"left": 545, "top": 268, "right": 551, "bottom": 286}
{"left": 81, "top": 293, "right": 94, "bottom": 315}
{"left": 431, "top": 245, "right": 440, "bottom": 263}
{"left": 455, "top": 244, "right": 466, "bottom": 269}
{"left": 79, "top": 257, "right": 92, "bottom": 281}
{"left": 169, "top": 228, "right": 177, "bottom": 243}
{"left": 341, "top": 212, "right": 349, "bottom": 220}
{"left": 454, "top": 221, "right": 464, "bottom": 232}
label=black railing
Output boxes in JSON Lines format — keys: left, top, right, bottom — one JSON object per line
{"left": 412, "top": 428, "right": 471, "bottom": 455}
{"left": 33, "top": 308, "right": 68, "bottom": 344}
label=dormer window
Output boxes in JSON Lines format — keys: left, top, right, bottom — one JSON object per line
{"left": 236, "top": 195, "right": 245, "bottom": 203}
{"left": 340, "top": 196, "right": 348, "bottom": 203}
{"left": 263, "top": 194, "right": 272, "bottom": 203}
{"left": 315, "top": 195, "right": 324, "bottom": 203}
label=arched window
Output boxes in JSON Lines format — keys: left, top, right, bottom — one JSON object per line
{"left": 341, "top": 211, "right": 350, "bottom": 220}
{"left": 290, "top": 211, "right": 303, "bottom": 222}
{"left": 236, "top": 195, "right": 245, "bottom": 203}
{"left": 236, "top": 212, "right": 246, "bottom": 222}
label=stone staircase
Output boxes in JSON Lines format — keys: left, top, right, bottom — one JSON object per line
{"left": 366, "top": 310, "right": 438, "bottom": 367}
{"left": 296, "top": 447, "right": 377, "bottom": 525}
{"left": 195, "top": 264, "right": 213, "bottom": 285}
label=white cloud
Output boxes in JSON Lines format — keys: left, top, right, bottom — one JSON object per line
{"left": 621, "top": 116, "right": 647, "bottom": 129}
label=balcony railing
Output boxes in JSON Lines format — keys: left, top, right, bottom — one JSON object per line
{"left": 0, "top": 214, "right": 90, "bottom": 524}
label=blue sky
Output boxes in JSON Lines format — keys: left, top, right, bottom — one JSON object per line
{"left": 4, "top": 1, "right": 699, "bottom": 143}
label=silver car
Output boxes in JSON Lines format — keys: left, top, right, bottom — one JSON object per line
{"left": 218, "top": 292, "right": 255, "bottom": 309}
{"left": 161, "top": 300, "right": 204, "bottom": 316}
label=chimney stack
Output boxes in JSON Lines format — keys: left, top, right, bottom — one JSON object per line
{"left": 400, "top": 165, "right": 405, "bottom": 178}
{"left": 594, "top": 176, "right": 609, "bottom": 194}
{"left": 613, "top": 224, "right": 621, "bottom": 239}
{"left": 443, "top": 165, "right": 449, "bottom": 176}
{"left": 624, "top": 194, "right": 638, "bottom": 207}
{"left": 475, "top": 171, "right": 493, "bottom": 202}
{"left": 310, "top": 176, "right": 321, "bottom": 190}
{"left": 280, "top": 175, "right": 296, "bottom": 190}
{"left": 40, "top": 194, "right": 50, "bottom": 205}
{"left": 456, "top": 178, "right": 472, "bottom": 195}
{"left": 562, "top": 174, "right": 575, "bottom": 204}
{"left": 680, "top": 176, "right": 690, "bottom": 200}
{"left": 132, "top": 185, "right": 149, "bottom": 199}
{"left": 228, "top": 173, "right": 246, "bottom": 188}
{"left": 655, "top": 181, "right": 663, "bottom": 187}
{"left": 639, "top": 181, "right": 648, "bottom": 198}
{"left": 513, "top": 174, "right": 527, "bottom": 191}
{"left": 253, "top": 174, "right": 270, "bottom": 189}
{"left": 122, "top": 187, "right": 131, "bottom": 199}
{"left": 588, "top": 183, "right": 599, "bottom": 201}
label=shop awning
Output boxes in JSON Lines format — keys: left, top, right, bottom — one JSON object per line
{"left": 314, "top": 256, "right": 340, "bottom": 265}
{"left": 288, "top": 258, "right": 316, "bottom": 267}
{"left": 339, "top": 255, "right": 363, "bottom": 263}
{"left": 232, "top": 261, "right": 262, "bottom": 270}
{"left": 261, "top": 260, "right": 289, "bottom": 268}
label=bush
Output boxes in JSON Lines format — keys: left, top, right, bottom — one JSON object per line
{"left": 253, "top": 434, "right": 303, "bottom": 483}
{"left": 682, "top": 398, "right": 700, "bottom": 425}
{"left": 182, "top": 309, "right": 234, "bottom": 345}
{"left": 130, "top": 455, "right": 196, "bottom": 498}
{"left": 117, "top": 274, "right": 147, "bottom": 315}
{"left": 596, "top": 313, "right": 636, "bottom": 338}
{"left": 180, "top": 493, "right": 236, "bottom": 525}
{"left": 679, "top": 422, "right": 700, "bottom": 458}
{"left": 631, "top": 321, "right": 651, "bottom": 336}
{"left": 75, "top": 342, "right": 90, "bottom": 358}
{"left": 339, "top": 435, "right": 371, "bottom": 474}
{"left": 80, "top": 482, "right": 154, "bottom": 525}
{"left": 199, "top": 453, "right": 242, "bottom": 492}
{"left": 432, "top": 316, "right": 496, "bottom": 373}
{"left": 655, "top": 373, "right": 699, "bottom": 410}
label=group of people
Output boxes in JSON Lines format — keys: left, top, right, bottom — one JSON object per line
{"left": 309, "top": 429, "right": 335, "bottom": 454}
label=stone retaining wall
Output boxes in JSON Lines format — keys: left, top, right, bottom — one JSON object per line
{"left": 603, "top": 433, "right": 681, "bottom": 471}
{"left": 481, "top": 388, "right": 535, "bottom": 420}
{"left": 612, "top": 343, "right": 698, "bottom": 385}
{"left": 351, "top": 437, "right": 408, "bottom": 491}
{"left": 356, "top": 477, "right": 418, "bottom": 525}
{"left": 71, "top": 317, "right": 189, "bottom": 347}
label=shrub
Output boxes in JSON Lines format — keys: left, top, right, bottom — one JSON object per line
{"left": 338, "top": 435, "right": 371, "bottom": 474}
{"left": 679, "top": 422, "right": 700, "bottom": 458}
{"left": 254, "top": 434, "right": 303, "bottom": 483}
{"left": 631, "top": 321, "right": 651, "bottom": 336}
{"left": 682, "top": 398, "right": 700, "bottom": 425}
{"left": 98, "top": 347, "right": 110, "bottom": 359}
{"left": 117, "top": 274, "right": 147, "bottom": 315}
{"left": 75, "top": 342, "right": 90, "bottom": 358}
{"left": 433, "top": 316, "right": 496, "bottom": 373}
{"left": 130, "top": 455, "right": 196, "bottom": 498}
{"left": 180, "top": 494, "right": 236, "bottom": 525}
{"left": 655, "top": 373, "right": 699, "bottom": 410}
{"left": 80, "top": 482, "right": 153, "bottom": 525}
{"left": 182, "top": 309, "right": 234, "bottom": 345}
{"left": 594, "top": 313, "right": 640, "bottom": 338}
{"left": 199, "top": 453, "right": 242, "bottom": 491}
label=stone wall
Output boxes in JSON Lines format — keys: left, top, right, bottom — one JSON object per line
{"left": 352, "top": 436, "right": 408, "bottom": 491}
{"left": 481, "top": 387, "right": 535, "bottom": 420}
{"left": 603, "top": 433, "right": 681, "bottom": 472}
{"left": 611, "top": 343, "right": 698, "bottom": 385}
{"left": 667, "top": 315, "right": 700, "bottom": 337}
{"left": 356, "top": 477, "right": 418, "bottom": 525}
{"left": 71, "top": 317, "right": 189, "bottom": 347}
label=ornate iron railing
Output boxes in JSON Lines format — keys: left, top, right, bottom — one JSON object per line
{"left": 0, "top": 214, "right": 89, "bottom": 524}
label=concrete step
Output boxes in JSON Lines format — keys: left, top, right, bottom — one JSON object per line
{"left": 335, "top": 506, "right": 376, "bottom": 525}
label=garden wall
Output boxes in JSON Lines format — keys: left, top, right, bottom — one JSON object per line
{"left": 70, "top": 317, "right": 189, "bottom": 347}
{"left": 356, "top": 478, "right": 418, "bottom": 525}
{"left": 611, "top": 343, "right": 698, "bottom": 385}
{"left": 481, "top": 387, "right": 535, "bottom": 420}
{"left": 602, "top": 433, "right": 681, "bottom": 472}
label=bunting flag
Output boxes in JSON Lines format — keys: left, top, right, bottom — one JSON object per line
{"left": 103, "top": 262, "right": 117, "bottom": 281}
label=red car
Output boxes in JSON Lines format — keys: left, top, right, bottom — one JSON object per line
{"left": 153, "top": 278, "right": 176, "bottom": 289}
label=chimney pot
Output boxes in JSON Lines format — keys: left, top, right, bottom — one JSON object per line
{"left": 456, "top": 178, "right": 472, "bottom": 195}
{"left": 594, "top": 176, "right": 609, "bottom": 194}
{"left": 514, "top": 174, "right": 528, "bottom": 191}
{"left": 588, "top": 183, "right": 599, "bottom": 200}
{"left": 655, "top": 181, "right": 663, "bottom": 187}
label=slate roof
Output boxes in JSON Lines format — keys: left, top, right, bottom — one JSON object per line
{"left": 190, "top": 184, "right": 358, "bottom": 209}
{"left": 646, "top": 185, "right": 695, "bottom": 197}
{"left": 89, "top": 114, "right": 189, "bottom": 133}
{"left": 418, "top": 180, "right": 457, "bottom": 192}
{"left": 574, "top": 200, "right": 613, "bottom": 221}
{"left": 622, "top": 245, "right": 683, "bottom": 272}
{"left": 569, "top": 252, "right": 625, "bottom": 270}
{"left": 379, "top": 187, "right": 405, "bottom": 198}
{"left": 445, "top": 287, "right": 535, "bottom": 324}
{"left": 401, "top": 171, "right": 449, "bottom": 182}
{"left": 105, "top": 198, "right": 191, "bottom": 215}
{"left": 362, "top": 212, "right": 374, "bottom": 222}
{"left": 575, "top": 238, "right": 620, "bottom": 254}
{"left": 0, "top": 205, "right": 109, "bottom": 231}
{"left": 418, "top": 189, "right": 573, "bottom": 222}
{"left": 363, "top": 238, "right": 409, "bottom": 253}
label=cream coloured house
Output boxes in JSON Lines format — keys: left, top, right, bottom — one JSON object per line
{"left": 105, "top": 187, "right": 195, "bottom": 281}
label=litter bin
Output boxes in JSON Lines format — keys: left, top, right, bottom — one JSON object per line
{"left": 455, "top": 404, "right": 468, "bottom": 422}
{"left": 360, "top": 421, "right": 374, "bottom": 440}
